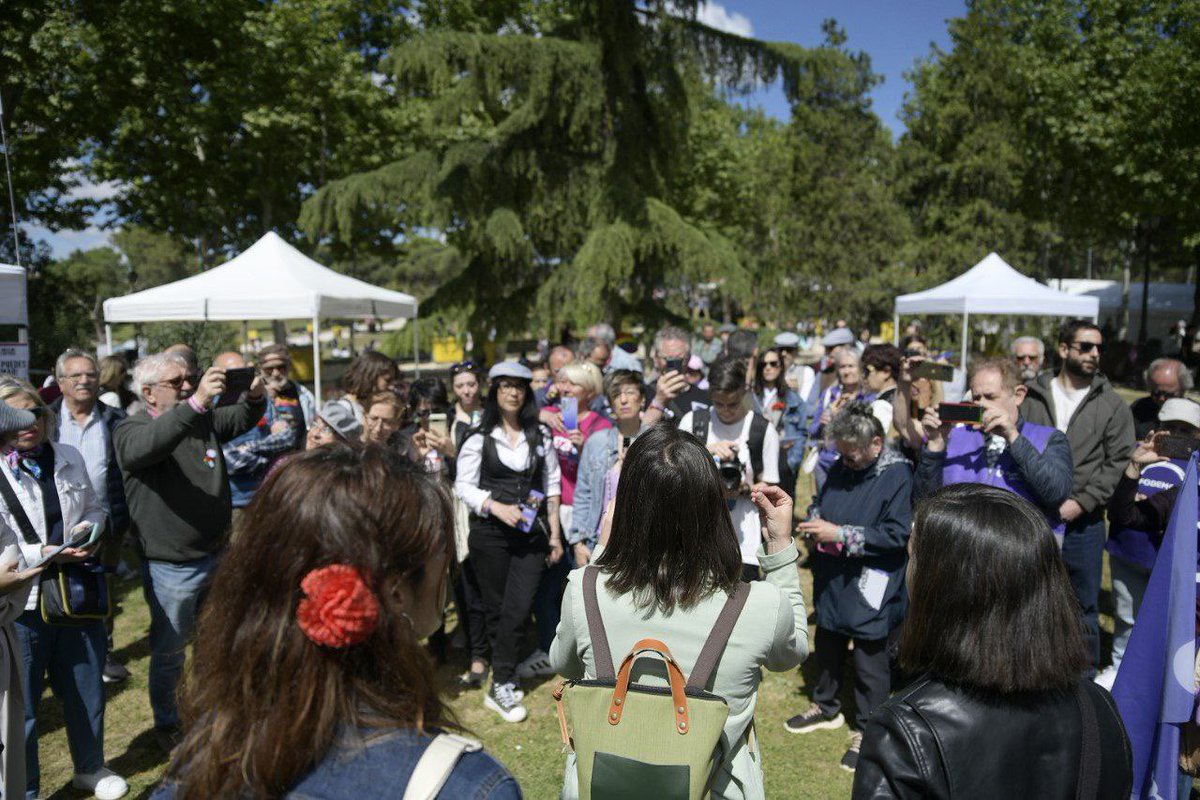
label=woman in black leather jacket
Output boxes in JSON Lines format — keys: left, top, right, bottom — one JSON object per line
{"left": 853, "top": 484, "right": 1132, "bottom": 799}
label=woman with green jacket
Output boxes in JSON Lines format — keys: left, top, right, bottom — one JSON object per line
{"left": 549, "top": 424, "right": 809, "bottom": 799}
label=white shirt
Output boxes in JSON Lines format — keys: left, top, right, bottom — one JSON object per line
{"left": 57, "top": 403, "right": 108, "bottom": 513}
{"left": 1050, "top": 377, "right": 1090, "bottom": 434}
{"left": 679, "top": 410, "right": 780, "bottom": 566}
{"left": 455, "top": 426, "right": 562, "bottom": 515}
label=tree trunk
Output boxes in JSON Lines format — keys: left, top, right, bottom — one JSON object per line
{"left": 1137, "top": 224, "right": 1153, "bottom": 347}
{"left": 1119, "top": 240, "right": 1131, "bottom": 341}
{"left": 1191, "top": 245, "right": 1200, "bottom": 330}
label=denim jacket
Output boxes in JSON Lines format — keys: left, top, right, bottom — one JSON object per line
{"left": 153, "top": 727, "right": 521, "bottom": 800}
{"left": 569, "top": 426, "right": 648, "bottom": 548}
{"left": 756, "top": 388, "right": 808, "bottom": 470}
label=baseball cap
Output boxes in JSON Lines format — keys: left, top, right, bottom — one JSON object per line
{"left": 318, "top": 401, "right": 363, "bottom": 444}
{"left": 1159, "top": 398, "right": 1200, "bottom": 430}
{"left": 774, "top": 332, "right": 800, "bottom": 349}
{"left": 821, "top": 328, "right": 855, "bottom": 348}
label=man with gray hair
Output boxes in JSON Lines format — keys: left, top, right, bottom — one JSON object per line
{"left": 114, "top": 350, "right": 266, "bottom": 750}
{"left": 586, "top": 321, "right": 641, "bottom": 373}
{"left": 1011, "top": 336, "right": 1045, "bottom": 382}
{"left": 48, "top": 348, "right": 133, "bottom": 683}
{"left": 1130, "top": 357, "right": 1193, "bottom": 439}
{"left": 645, "top": 325, "right": 708, "bottom": 423}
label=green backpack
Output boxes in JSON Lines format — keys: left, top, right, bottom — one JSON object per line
{"left": 553, "top": 566, "right": 751, "bottom": 800}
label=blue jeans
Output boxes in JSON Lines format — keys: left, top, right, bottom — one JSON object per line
{"left": 15, "top": 610, "right": 107, "bottom": 798}
{"left": 142, "top": 555, "right": 218, "bottom": 730}
{"left": 1061, "top": 515, "right": 1106, "bottom": 675}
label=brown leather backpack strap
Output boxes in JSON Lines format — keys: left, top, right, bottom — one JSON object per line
{"left": 583, "top": 566, "right": 616, "bottom": 681}
{"left": 687, "top": 581, "right": 751, "bottom": 691}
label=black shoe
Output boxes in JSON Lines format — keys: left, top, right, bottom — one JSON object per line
{"left": 457, "top": 663, "right": 489, "bottom": 690}
{"left": 154, "top": 724, "right": 182, "bottom": 753}
{"left": 840, "top": 731, "right": 863, "bottom": 772}
{"left": 102, "top": 655, "right": 131, "bottom": 684}
{"left": 784, "top": 706, "right": 845, "bottom": 734}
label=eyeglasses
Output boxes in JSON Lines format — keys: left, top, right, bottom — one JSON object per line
{"left": 1014, "top": 354, "right": 1040, "bottom": 362}
{"left": 1150, "top": 389, "right": 1182, "bottom": 401}
{"left": 155, "top": 376, "right": 185, "bottom": 390}
{"left": 184, "top": 372, "right": 202, "bottom": 385}
{"left": 495, "top": 380, "right": 526, "bottom": 393}
{"left": 259, "top": 362, "right": 288, "bottom": 374}
{"left": 1068, "top": 341, "right": 1106, "bottom": 355}
{"left": 63, "top": 371, "right": 98, "bottom": 382}
{"left": 761, "top": 360, "right": 782, "bottom": 368}
{"left": 450, "top": 360, "right": 476, "bottom": 375}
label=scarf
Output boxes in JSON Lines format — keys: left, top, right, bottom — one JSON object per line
{"left": 3, "top": 444, "right": 44, "bottom": 480}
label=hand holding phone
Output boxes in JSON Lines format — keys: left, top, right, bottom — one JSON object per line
{"left": 1155, "top": 433, "right": 1200, "bottom": 460}
{"left": 215, "top": 367, "right": 256, "bottom": 407}
{"left": 561, "top": 397, "right": 579, "bottom": 431}
{"left": 937, "top": 402, "right": 984, "bottom": 425}
{"left": 663, "top": 357, "right": 685, "bottom": 375}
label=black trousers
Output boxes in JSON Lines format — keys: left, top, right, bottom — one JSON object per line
{"left": 811, "top": 627, "right": 891, "bottom": 731}
{"left": 455, "top": 557, "right": 490, "bottom": 662}
{"left": 468, "top": 516, "right": 547, "bottom": 685}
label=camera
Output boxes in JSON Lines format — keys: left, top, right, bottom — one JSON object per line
{"left": 717, "top": 458, "right": 743, "bottom": 492}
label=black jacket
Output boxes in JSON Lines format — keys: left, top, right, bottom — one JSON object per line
{"left": 852, "top": 676, "right": 1132, "bottom": 800}
{"left": 48, "top": 396, "right": 129, "bottom": 537}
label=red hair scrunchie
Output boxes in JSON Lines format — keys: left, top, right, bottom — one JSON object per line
{"left": 296, "top": 564, "right": 381, "bottom": 648}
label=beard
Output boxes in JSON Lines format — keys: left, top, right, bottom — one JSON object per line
{"left": 1063, "top": 356, "right": 1096, "bottom": 379}
{"left": 1018, "top": 365, "right": 1038, "bottom": 381}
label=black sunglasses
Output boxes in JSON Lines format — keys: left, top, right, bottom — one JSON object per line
{"left": 1068, "top": 341, "right": 1106, "bottom": 355}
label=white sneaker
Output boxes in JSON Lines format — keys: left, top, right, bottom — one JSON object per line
{"left": 484, "top": 682, "right": 528, "bottom": 723}
{"left": 1094, "top": 665, "right": 1119, "bottom": 691}
{"left": 72, "top": 766, "right": 128, "bottom": 800}
{"left": 514, "top": 648, "right": 556, "bottom": 679}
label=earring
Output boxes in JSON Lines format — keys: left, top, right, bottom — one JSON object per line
{"left": 399, "top": 611, "right": 414, "bottom": 630}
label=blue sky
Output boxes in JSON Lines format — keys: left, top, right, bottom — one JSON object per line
{"left": 28, "top": 0, "right": 965, "bottom": 259}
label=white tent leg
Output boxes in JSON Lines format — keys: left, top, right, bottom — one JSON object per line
{"left": 412, "top": 313, "right": 420, "bottom": 378}
{"left": 961, "top": 312, "right": 970, "bottom": 370}
{"left": 105, "top": 325, "right": 113, "bottom": 355}
{"left": 892, "top": 311, "right": 900, "bottom": 346}
{"left": 241, "top": 320, "right": 249, "bottom": 356}
{"left": 312, "top": 315, "right": 322, "bottom": 401}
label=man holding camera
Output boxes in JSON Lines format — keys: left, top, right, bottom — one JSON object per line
{"left": 915, "top": 358, "right": 1073, "bottom": 533}
{"left": 1021, "top": 320, "right": 1135, "bottom": 675}
{"left": 678, "top": 358, "right": 779, "bottom": 582}
{"left": 1099, "top": 397, "right": 1200, "bottom": 688}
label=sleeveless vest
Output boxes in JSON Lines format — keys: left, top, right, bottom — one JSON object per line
{"left": 1105, "top": 458, "right": 1192, "bottom": 570}
{"left": 942, "top": 422, "right": 1065, "bottom": 536}
{"left": 473, "top": 428, "right": 546, "bottom": 509}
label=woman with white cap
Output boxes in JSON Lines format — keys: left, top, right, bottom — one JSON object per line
{"left": 455, "top": 362, "right": 563, "bottom": 723}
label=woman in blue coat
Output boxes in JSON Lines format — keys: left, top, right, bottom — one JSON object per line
{"left": 787, "top": 403, "right": 913, "bottom": 774}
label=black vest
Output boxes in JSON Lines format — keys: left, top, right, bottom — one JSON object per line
{"left": 475, "top": 427, "right": 546, "bottom": 507}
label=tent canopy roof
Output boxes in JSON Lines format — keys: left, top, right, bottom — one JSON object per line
{"left": 0, "top": 264, "right": 27, "bottom": 326}
{"left": 103, "top": 232, "right": 417, "bottom": 323}
{"left": 895, "top": 252, "right": 1099, "bottom": 318}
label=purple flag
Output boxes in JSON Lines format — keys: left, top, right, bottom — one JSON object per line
{"left": 1113, "top": 453, "right": 1199, "bottom": 800}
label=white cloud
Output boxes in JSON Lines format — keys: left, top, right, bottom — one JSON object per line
{"left": 21, "top": 223, "right": 111, "bottom": 259}
{"left": 696, "top": 2, "right": 753, "bottom": 37}
{"left": 68, "top": 179, "right": 121, "bottom": 202}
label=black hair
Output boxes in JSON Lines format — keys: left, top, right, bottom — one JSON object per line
{"left": 862, "top": 344, "right": 903, "bottom": 379}
{"left": 753, "top": 348, "right": 789, "bottom": 395}
{"left": 474, "top": 375, "right": 543, "bottom": 450}
{"left": 901, "top": 484, "right": 1088, "bottom": 693}
{"left": 407, "top": 377, "right": 449, "bottom": 416}
{"left": 1057, "top": 319, "right": 1102, "bottom": 346}
{"left": 706, "top": 357, "right": 747, "bottom": 395}
{"left": 900, "top": 334, "right": 927, "bottom": 350}
{"left": 594, "top": 424, "right": 742, "bottom": 613}
{"left": 723, "top": 329, "right": 758, "bottom": 361}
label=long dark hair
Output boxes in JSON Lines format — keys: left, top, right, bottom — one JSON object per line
{"left": 168, "top": 446, "right": 456, "bottom": 799}
{"left": 753, "top": 347, "right": 788, "bottom": 395}
{"left": 901, "top": 484, "right": 1088, "bottom": 694}
{"left": 594, "top": 424, "right": 742, "bottom": 613}
{"left": 473, "top": 375, "right": 542, "bottom": 449}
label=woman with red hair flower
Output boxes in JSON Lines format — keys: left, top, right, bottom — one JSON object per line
{"left": 152, "top": 445, "right": 521, "bottom": 800}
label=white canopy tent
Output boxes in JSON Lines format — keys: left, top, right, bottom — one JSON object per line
{"left": 0, "top": 265, "right": 27, "bottom": 327}
{"left": 893, "top": 252, "right": 1100, "bottom": 367}
{"left": 103, "top": 231, "right": 419, "bottom": 392}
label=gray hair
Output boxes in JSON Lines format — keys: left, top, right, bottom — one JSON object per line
{"left": 132, "top": 352, "right": 189, "bottom": 394}
{"left": 54, "top": 348, "right": 98, "bottom": 379}
{"left": 654, "top": 326, "right": 691, "bottom": 358}
{"left": 1145, "top": 357, "right": 1194, "bottom": 392}
{"left": 826, "top": 402, "right": 884, "bottom": 448}
{"left": 577, "top": 336, "right": 610, "bottom": 361}
{"left": 587, "top": 323, "right": 616, "bottom": 347}
{"left": 1011, "top": 336, "right": 1045, "bottom": 359}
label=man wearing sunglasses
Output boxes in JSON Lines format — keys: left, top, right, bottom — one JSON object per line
{"left": 1022, "top": 320, "right": 1135, "bottom": 677}
{"left": 1129, "top": 357, "right": 1192, "bottom": 440}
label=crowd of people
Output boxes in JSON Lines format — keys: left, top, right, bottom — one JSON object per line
{"left": 0, "top": 313, "right": 1195, "bottom": 798}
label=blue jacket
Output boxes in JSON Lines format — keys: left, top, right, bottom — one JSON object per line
{"left": 569, "top": 426, "right": 622, "bottom": 547}
{"left": 755, "top": 388, "right": 808, "bottom": 470}
{"left": 48, "top": 396, "right": 129, "bottom": 537}
{"left": 152, "top": 727, "right": 521, "bottom": 800}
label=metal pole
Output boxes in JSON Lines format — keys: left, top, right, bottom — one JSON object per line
{"left": 961, "top": 312, "right": 970, "bottom": 370}
{"left": 412, "top": 309, "right": 420, "bottom": 378}
{"left": 312, "top": 315, "right": 321, "bottom": 401}
{"left": 0, "top": 95, "right": 22, "bottom": 267}
{"left": 892, "top": 310, "right": 900, "bottom": 346}
{"left": 105, "top": 325, "right": 113, "bottom": 355}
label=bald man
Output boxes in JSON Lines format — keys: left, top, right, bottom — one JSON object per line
{"left": 217, "top": 350, "right": 304, "bottom": 512}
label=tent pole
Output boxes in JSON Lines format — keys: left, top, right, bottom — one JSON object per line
{"left": 961, "top": 312, "right": 970, "bottom": 370}
{"left": 412, "top": 310, "right": 420, "bottom": 378}
{"left": 241, "top": 320, "right": 249, "bottom": 356}
{"left": 892, "top": 311, "right": 900, "bottom": 346}
{"left": 312, "top": 315, "right": 321, "bottom": 401}
{"left": 105, "top": 325, "right": 113, "bottom": 356}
